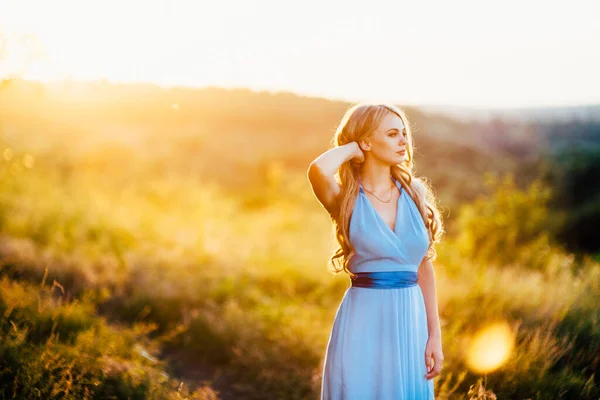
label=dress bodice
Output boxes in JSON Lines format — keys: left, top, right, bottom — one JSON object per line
{"left": 349, "top": 177, "right": 430, "bottom": 273}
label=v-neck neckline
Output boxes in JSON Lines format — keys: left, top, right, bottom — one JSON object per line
{"left": 359, "top": 177, "right": 403, "bottom": 235}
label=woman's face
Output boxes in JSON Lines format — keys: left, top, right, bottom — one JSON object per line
{"left": 360, "top": 112, "right": 408, "bottom": 165}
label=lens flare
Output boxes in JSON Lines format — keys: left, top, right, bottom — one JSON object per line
{"left": 466, "top": 321, "right": 515, "bottom": 374}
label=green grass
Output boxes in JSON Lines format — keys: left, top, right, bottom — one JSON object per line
{"left": 0, "top": 110, "right": 598, "bottom": 399}
{"left": 0, "top": 275, "right": 219, "bottom": 399}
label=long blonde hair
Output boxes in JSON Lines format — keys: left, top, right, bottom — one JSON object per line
{"left": 327, "top": 103, "right": 445, "bottom": 278}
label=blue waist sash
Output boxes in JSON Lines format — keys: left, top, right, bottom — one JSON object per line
{"left": 351, "top": 271, "right": 418, "bottom": 289}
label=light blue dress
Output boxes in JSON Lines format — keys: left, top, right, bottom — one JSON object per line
{"left": 321, "top": 176, "right": 435, "bottom": 399}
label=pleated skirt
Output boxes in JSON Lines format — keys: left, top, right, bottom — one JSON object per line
{"left": 321, "top": 285, "right": 435, "bottom": 399}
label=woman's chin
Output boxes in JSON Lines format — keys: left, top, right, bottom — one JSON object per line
{"left": 386, "top": 155, "right": 405, "bottom": 165}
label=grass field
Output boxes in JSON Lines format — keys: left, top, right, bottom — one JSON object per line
{"left": 0, "top": 80, "right": 598, "bottom": 399}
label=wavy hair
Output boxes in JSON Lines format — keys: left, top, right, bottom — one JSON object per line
{"left": 327, "top": 103, "right": 445, "bottom": 278}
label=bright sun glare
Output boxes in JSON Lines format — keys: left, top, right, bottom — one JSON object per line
{"left": 466, "top": 321, "right": 516, "bottom": 374}
{"left": 2, "top": 0, "right": 600, "bottom": 107}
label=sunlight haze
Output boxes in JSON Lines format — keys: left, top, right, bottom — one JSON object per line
{"left": 1, "top": 0, "right": 599, "bottom": 108}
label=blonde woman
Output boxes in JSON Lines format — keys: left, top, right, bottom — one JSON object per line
{"left": 307, "top": 103, "right": 445, "bottom": 399}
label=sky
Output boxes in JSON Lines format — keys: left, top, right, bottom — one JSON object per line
{"left": 1, "top": 0, "right": 599, "bottom": 108}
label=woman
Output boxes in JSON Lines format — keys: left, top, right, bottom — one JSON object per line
{"left": 307, "top": 103, "right": 445, "bottom": 399}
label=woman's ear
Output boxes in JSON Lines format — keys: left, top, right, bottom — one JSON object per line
{"left": 358, "top": 138, "right": 370, "bottom": 152}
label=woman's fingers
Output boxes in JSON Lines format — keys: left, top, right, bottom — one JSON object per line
{"left": 425, "top": 364, "right": 443, "bottom": 379}
{"left": 424, "top": 362, "right": 442, "bottom": 379}
{"left": 424, "top": 352, "right": 444, "bottom": 380}
{"left": 424, "top": 350, "right": 433, "bottom": 372}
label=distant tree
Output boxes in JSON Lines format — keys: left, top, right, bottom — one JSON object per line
{"left": 455, "top": 172, "right": 557, "bottom": 271}
{"left": 538, "top": 144, "right": 600, "bottom": 256}
{"left": 511, "top": 120, "right": 600, "bottom": 260}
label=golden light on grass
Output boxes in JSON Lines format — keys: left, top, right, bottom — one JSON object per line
{"left": 23, "top": 154, "right": 35, "bottom": 168}
{"left": 466, "top": 321, "right": 515, "bottom": 374}
{"left": 3, "top": 148, "right": 13, "bottom": 161}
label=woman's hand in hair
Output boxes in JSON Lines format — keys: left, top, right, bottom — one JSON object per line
{"left": 350, "top": 141, "right": 365, "bottom": 165}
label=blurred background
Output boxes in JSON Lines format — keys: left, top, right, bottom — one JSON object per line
{"left": 0, "top": 0, "right": 599, "bottom": 399}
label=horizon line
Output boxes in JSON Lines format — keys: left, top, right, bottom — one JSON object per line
{"left": 7, "top": 77, "right": 600, "bottom": 112}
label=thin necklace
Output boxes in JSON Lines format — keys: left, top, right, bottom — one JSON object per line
{"left": 361, "top": 181, "right": 395, "bottom": 203}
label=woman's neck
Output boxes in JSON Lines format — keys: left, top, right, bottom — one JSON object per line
{"left": 358, "top": 170, "right": 394, "bottom": 192}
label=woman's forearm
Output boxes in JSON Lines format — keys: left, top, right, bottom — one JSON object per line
{"left": 418, "top": 257, "right": 442, "bottom": 338}
{"left": 309, "top": 141, "right": 361, "bottom": 177}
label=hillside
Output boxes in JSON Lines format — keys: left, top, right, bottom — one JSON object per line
{"left": 1, "top": 79, "right": 544, "bottom": 209}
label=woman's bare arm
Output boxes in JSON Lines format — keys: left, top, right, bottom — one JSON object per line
{"left": 306, "top": 141, "right": 363, "bottom": 217}
{"left": 419, "top": 256, "right": 445, "bottom": 378}
{"left": 418, "top": 257, "right": 442, "bottom": 339}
